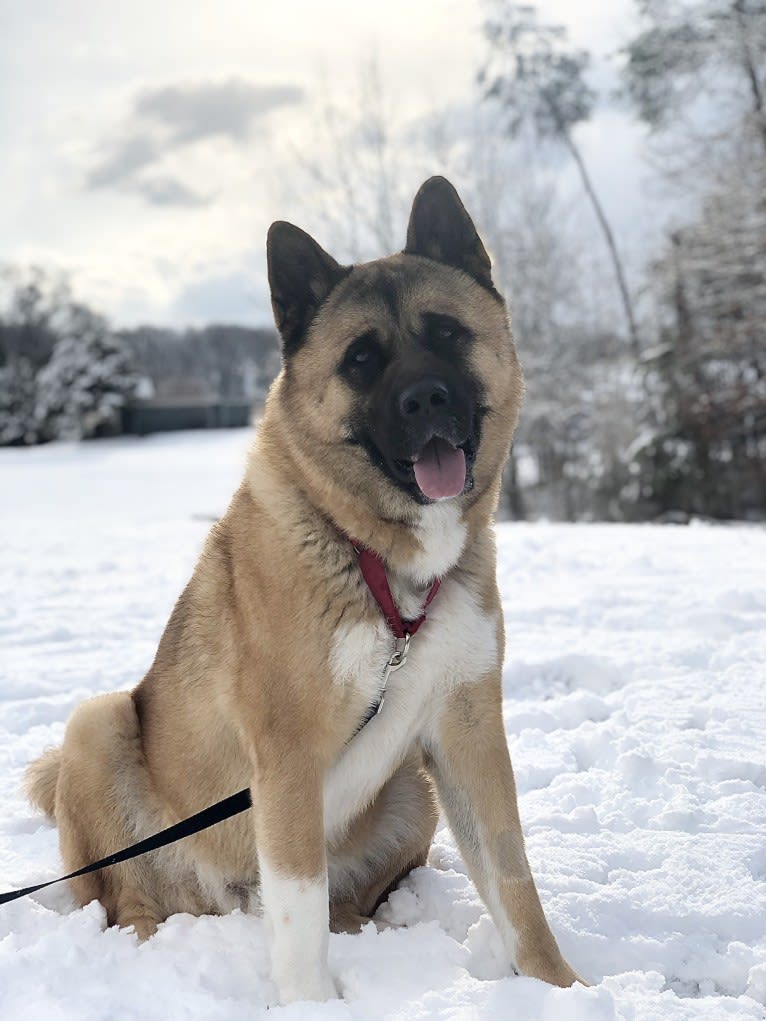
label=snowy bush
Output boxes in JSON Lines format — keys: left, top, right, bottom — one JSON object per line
{"left": 0, "top": 268, "right": 140, "bottom": 445}
{"left": 0, "top": 269, "right": 139, "bottom": 445}
{"left": 34, "top": 306, "right": 138, "bottom": 442}
{"left": 0, "top": 357, "right": 38, "bottom": 445}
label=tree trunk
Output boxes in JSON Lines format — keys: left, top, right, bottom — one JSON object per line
{"left": 505, "top": 447, "right": 526, "bottom": 520}
{"left": 733, "top": 0, "right": 766, "bottom": 161}
{"left": 558, "top": 126, "right": 642, "bottom": 359}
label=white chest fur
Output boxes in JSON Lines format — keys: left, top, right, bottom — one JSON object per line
{"left": 324, "top": 572, "right": 498, "bottom": 840}
{"left": 406, "top": 502, "right": 467, "bottom": 586}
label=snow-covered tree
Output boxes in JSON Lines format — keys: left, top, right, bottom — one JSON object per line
{"left": 34, "top": 304, "right": 138, "bottom": 441}
{"left": 623, "top": 0, "right": 766, "bottom": 163}
{"left": 0, "top": 268, "right": 141, "bottom": 445}
{"left": 630, "top": 166, "right": 766, "bottom": 519}
{"left": 0, "top": 357, "right": 38, "bottom": 445}
{"left": 621, "top": 2, "right": 766, "bottom": 519}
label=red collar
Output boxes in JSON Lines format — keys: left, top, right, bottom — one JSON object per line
{"left": 349, "top": 539, "right": 441, "bottom": 639}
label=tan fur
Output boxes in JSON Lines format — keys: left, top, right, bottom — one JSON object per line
{"left": 25, "top": 178, "right": 582, "bottom": 1001}
{"left": 24, "top": 746, "right": 61, "bottom": 818}
{"left": 428, "top": 676, "right": 582, "bottom": 986}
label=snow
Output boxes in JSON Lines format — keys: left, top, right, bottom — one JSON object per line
{"left": 2, "top": 428, "right": 765, "bottom": 1020}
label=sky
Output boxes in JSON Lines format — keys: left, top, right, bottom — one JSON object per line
{"left": 0, "top": 0, "right": 655, "bottom": 328}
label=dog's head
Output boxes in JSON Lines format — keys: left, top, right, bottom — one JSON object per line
{"left": 266, "top": 177, "right": 523, "bottom": 524}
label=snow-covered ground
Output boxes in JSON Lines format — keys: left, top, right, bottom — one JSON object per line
{"left": 1, "top": 429, "right": 765, "bottom": 1021}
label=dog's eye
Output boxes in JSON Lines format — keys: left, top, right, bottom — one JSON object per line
{"left": 425, "top": 314, "right": 467, "bottom": 346}
{"left": 340, "top": 333, "right": 383, "bottom": 382}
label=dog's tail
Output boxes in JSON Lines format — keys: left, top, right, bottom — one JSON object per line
{"left": 24, "top": 747, "right": 62, "bottom": 819}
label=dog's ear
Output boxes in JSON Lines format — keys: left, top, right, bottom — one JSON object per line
{"left": 267, "top": 222, "right": 349, "bottom": 357}
{"left": 404, "top": 177, "right": 494, "bottom": 291}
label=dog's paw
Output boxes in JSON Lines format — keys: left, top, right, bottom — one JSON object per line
{"left": 518, "top": 951, "right": 587, "bottom": 988}
{"left": 276, "top": 969, "right": 339, "bottom": 1005}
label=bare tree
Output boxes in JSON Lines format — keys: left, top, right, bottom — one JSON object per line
{"left": 479, "top": 1, "right": 642, "bottom": 357}
{"left": 282, "top": 58, "right": 413, "bottom": 263}
{"left": 0, "top": 265, "right": 72, "bottom": 370}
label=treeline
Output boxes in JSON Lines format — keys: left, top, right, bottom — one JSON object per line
{"left": 118, "top": 324, "right": 279, "bottom": 403}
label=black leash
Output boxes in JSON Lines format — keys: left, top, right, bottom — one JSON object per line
{"left": 0, "top": 788, "right": 252, "bottom": 907}
{"left": 1, "top": 687, "right": 383, "bottom": 908}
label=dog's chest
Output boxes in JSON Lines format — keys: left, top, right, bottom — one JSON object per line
{"left": 324, "top": 575, "right": 498, "bottom": 837}
{"left": 328, "top": 569, "right": 466, "bottom": 715}
{"left": 327, "top": 503, "right": 481, "bottom": 717}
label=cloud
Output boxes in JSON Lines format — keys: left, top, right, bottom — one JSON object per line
{"left": 85, "top": 78, "right": 303, "bottom": 202}
{"left": 132, "top": 176, "right": 209, "bottom": 207}
{"left": 135, "top": 80, "right": 303, "bottom": 143}
{"left": 87, "top": 134, "right": 160, "bottom": 189}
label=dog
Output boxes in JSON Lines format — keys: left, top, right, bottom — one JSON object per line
{"left": 25, "top": 176, "right": 582, "bottom": 1003}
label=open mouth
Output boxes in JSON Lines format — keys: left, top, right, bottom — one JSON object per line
{"left": 395, "top": 437, "right": 467, "bottom": 500}
{"left": 352, "top": 412, "right": 484, "bottom": 505}
{"left": 392, "top": 432, "right": 477, "bottom": 502}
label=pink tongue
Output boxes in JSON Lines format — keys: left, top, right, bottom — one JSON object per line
{"left": 413, "top": 438, "right": 467, "bottom": 500}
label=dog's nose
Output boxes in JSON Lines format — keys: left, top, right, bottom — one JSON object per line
{"left": 398, "top": 378, "right": 451, "bottom": 418}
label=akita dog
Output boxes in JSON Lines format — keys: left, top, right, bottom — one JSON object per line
{"left": 26, "top": 176, "right": 582, "bottom": 1003}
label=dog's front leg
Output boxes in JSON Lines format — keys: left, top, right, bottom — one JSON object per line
{"left": 251, "top": 750, "right": 337, "bottom": 1005}
{"left": 424, "top": 674, "right": 584, "bottom": 988}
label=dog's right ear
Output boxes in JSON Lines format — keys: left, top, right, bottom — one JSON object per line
{"left": 267, "top": 222, "right": 349, "bottom": 357}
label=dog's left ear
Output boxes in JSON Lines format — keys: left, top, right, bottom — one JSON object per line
{"left": 404, "top": 176, "right": 494, "bottom": 291}
{"left": 267, "top": 221, "right": 350, "bottom": 357}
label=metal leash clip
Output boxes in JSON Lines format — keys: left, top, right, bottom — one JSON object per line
{"left": 376, "top": 634, "right": 411, "bottom": 715}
